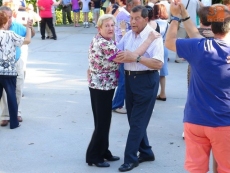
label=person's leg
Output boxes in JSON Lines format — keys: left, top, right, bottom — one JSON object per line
{"left": 124, "top": 72, "right": 159, "bottom": 164}
{"left": 175, "top": 27, "right": 187, "bottom": 63}
{"left": 40, "top": 18, "right": 46, "bottom": 39}
{"left": 209, "top": 126, "right": 230, "bottom": 173}
{"left": 112, "top": 63, "right": 125, "bottom": 110}
{"left": 94, "top": 8, "right": 100, "bottom": 27}
{"left": 0, "top": 90, "right": 9, "bottom": 121}
{"left": 86, "top": 12, "right": 89, "bottom": 27}
{"left": 73, "top": 12, "right": 76, "bottom": 26}
{"left": 213, "top": 155, "right": 218, "bottom": 173}
{"left": 66, "top": 5, "right": 73, "bottom": 24}
{"left": 15, "top": 58, "right": 24, "bottom": 119}
{"left": 83, "top": 12, "right": 86, "bottom": 27}
{"left": 46, "top": 18, "right": 57, "bottom": 39}
{"left": 76, "top": 12, "right": 80, "bottom": 25}
{"left": 45, "top": 24, "right": 52, "bottom": 38}
{"left": 184, "top": 123, "right": 211, "bottom": 173}
{"left": 157, "top": 46, "right": 168, "bottom": 100}
{"left": 62, "top": 7, "right": 67, "bottom": 24}
{"left": 3, "top": 77, "right": 19, "bottom": 129}
{"left": 86, "top": 88, "right": 115, "bottom": 163}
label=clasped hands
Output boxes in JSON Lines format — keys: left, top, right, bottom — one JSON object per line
{"left": 170, "top": 0, "right": 189, "bottom": 19}
{"left": 113, "top": 31, "right": 161, "bottom": 63}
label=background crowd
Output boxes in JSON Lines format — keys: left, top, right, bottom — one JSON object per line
{"left": 0, "top": 0, "right": 229, "bottom": 172}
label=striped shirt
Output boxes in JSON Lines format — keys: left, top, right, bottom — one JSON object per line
{"left": 117, "top": 24, "right": 164, "bottom": 71}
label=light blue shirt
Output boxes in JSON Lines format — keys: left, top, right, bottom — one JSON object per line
{"left": 9, "top": 21, "right": 26, "bottom": 61}
{"left": 118, "top": 24, "right": 164, "bottom": 71}
{"left": 62, "top": 0, "right": 71, "bottom": 5}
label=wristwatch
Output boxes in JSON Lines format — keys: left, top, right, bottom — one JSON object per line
{"left": 136, "top": 55, "right": 141, "bottom": 63}
{"left": 171, "top": 16, "right": 181, "bottom": 22}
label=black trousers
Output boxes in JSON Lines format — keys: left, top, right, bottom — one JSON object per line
{"left": 0, "top": 76, "right": 18, "bottom": 129}
{"left": 86, "top": 88, "right": 115, "bottom": 163}
{"left": 40, "top": 18, "right": 56, "bottom": 39}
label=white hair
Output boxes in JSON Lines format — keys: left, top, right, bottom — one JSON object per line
{"left": 97, "top": 14, "right": 116, "bottom": 28}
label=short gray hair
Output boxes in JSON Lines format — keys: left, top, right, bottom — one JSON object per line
{"left": 97, "top": 14, "right": 116, "bottom": 28}
{"left": 0, "top": 6, "right": 12, "bottom": 12}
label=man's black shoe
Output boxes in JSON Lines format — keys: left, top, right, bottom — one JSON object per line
{"left": 105, "top": 156, "right": 120, "bottom": 161}
{"left": 138, "top": 154, "right": 155, "bottom": 163}
{"left": 118, "top": 162, "right": 139, "bottom": 172}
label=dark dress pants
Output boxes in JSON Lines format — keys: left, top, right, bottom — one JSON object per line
{"left": 86, "top": 88, "right": 115, "bottom": 163}
{"left": 0, "top": 76, "right": 18, "bottom": 129}
{"left": 40, "top": 18, "right": 57, "bottom": 39}
{"left": 124, "top": 72, "right": 159, "bottom": 163}
{"left": 62, "top": 5, "right": 73, "bottom": 24}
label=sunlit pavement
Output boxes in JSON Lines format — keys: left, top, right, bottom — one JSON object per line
{"left": 0, "top": 26, "right": 213, "bottom": 173}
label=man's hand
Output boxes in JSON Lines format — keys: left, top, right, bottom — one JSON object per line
{"left": 87, "top": 69, "right": 91, "bottom": 81}
{"left": 170, "top": 1, "right": 181, "bottom": 17}
{"left": 120, "top": 21, "right": 126, "bottom": 30}
{"left": 178, "top": 2, "right": 189, "bottom": 19}
{"left": 202, "top": 30, "right": 214, "bottom": 38}
{"left": 113, "top": 50, "right": 136, "bottom": 63}
{"left": 26, "top": 19, "right": 33, "bottom": 29}
{"left": 39, "top": 6, "right": 45, "bottom": 10}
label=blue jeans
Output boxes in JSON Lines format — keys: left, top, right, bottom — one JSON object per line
{"left": 112, "top": 64, "right": 125, "bottom": 110}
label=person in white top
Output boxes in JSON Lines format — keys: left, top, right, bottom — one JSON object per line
{"left": 174, "top": 0, "right": 200, "bottom": 63}
{"left": 114, "top": 5, "right": 164, "bottom": 172}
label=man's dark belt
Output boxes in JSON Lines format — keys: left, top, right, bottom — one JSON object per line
{"left": 125, "top": 70, "right": 157, "bottom": 75}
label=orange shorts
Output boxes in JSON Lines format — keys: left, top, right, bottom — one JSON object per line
{"left": 184, "top": 123, "right": 230, "bottom": 173}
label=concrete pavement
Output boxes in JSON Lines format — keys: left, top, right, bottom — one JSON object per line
{"left": 0, "top": 25, "right": 213, "bottom": 173}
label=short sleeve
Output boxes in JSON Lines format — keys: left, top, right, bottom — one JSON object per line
{"left": 10, "top": 31, "right": 24, "bottom": 47}
{"left": 99, "top": 39, "right": 119, "bottom": 59}
{"left": 176, "top": 38, "right": 199, "bottom": 62}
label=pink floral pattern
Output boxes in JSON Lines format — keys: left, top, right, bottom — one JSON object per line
{"left": 88, "top": 34, "right": 119, "bottom": 90}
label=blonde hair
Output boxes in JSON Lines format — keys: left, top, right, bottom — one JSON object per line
{"left": 97, "top": 14, "right": 116, "bottom": 28}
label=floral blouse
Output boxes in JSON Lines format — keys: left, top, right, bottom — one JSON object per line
{"left": 0, "top": 30, "right": 24, "bottom": 76}
{"left": 88, "top": 34, "right": 119, "bottom": 90}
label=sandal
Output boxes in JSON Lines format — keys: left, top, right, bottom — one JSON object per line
{"left": 0, "top": 120, "right": 8, "bottom": 126}
{"left": 18, "top": 116, "right": 23, "bottom": 122}
{"left": 156, "top": 95, "right": 166, "bottom": 101}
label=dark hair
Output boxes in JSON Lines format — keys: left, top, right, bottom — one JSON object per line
{"left": 131, "top": 5, "right": 149, "bottom": 18}
{"left": 112, "top": 3, "right": 119, "bottom": 14}
{"left": 211, "top": 16, "right": 230, "bottom": 35}
{"left": 110, "top": 0, "right": 116, "bottom": 4}
{"left": 153, "top": 4, "right": 168, "bottom": 20}
{"left": 223, "top": 0, "right": 230, "bottom": 5}
{"left": 0, "top": 11, "right": 8, "bottom": 28}
{"left": 145, "top": 5, "right": 153, "bottom": 21}
{"left": 198, "top": 7, "right": 211, "bottom": 26}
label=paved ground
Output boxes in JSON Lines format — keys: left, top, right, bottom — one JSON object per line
{"left": 0, "top": 25, "right": 213, "bottom": 173}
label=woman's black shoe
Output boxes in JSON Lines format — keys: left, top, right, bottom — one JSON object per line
{"left": 46, "top": 36, "right": 50, "bottom": 39}
{"left": 105, "top": 156, "right": 120, "bottom": 161}
{"left": 88, "top": 162, "right": 110, "bottom": 167}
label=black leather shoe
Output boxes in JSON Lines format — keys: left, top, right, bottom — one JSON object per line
{"left": 138, "top": 154, "right": 155, "bottom": 163}
{"left": 88, "top": 162, "right": 110, "bottom": 167}
{"left": 50, "top": 37, "right": 57, "bottom": 40}
{"left": 118, "top": 162, "right": 139, "bottom": 172}
{"left": 105, "top": 156, "right": 120, "bottom": 161}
